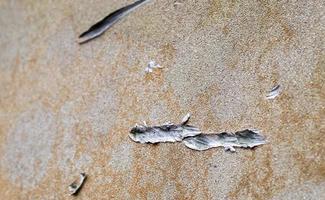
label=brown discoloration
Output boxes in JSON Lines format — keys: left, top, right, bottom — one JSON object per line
{"left": 222, "top": 24, "right": 230, "bottom": 36}
{"left": 196, "top": 0, "right": 237, "bottom": 29}
{"left": 159, "top": 43, "right": 177, "bottom": 64}
{"left": 189, "top": 83, "right": 220, "bottom": 131}
{"left": 228, "top": 148, "right": 285, "bottom": 200}
{"left": 230, "top": 57, "right": 325, "bottom": 200}
{"left": 309, "top": 57, "right": 325, "bottom": 101}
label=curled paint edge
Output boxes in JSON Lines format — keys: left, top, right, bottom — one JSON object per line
{"left": 182, "top": 129, "right": 266, "bottom": 152}
{"left": 266, "top": 84, "right": 281, "bottom": 99}
{"left": 68, "top": 173, "right": 87, "bottom": 195}
{"left": 181, "top": 113, "right": 191, "bottom": 125}
{"left": 78, "top": 0, "right": 151, "bottom": 44}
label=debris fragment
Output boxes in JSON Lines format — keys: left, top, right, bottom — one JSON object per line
{"left": 78, "top": 0, "right": 151, "bottom": 44}
{"left": 69, "top": 173, "right": 87, "bottom": 195}
{"left": 266, "top": 84, "right": 281, "bottom": 99}
{"left": 182, "top": 129, "right": 266, "bottom": 152}
{"left": 129, "top": 113, "right": 201, "bottom": 143}
{"left": 145, "top": 60, "right": 162, "bottom": 73}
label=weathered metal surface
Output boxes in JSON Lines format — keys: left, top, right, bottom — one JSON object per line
{"left": 0, "top": 0, "right": 324, "bottom": 199}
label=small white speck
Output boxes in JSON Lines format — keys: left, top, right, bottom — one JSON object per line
{"left": 145, "top": 60, "right": 162, "bottom": 73}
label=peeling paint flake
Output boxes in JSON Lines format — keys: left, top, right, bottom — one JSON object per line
{"left": 69, "top": 173, "right": 87, "bottom": 196}
{"left": 183, "top": 129, "right": 266, "bottom": 152}
{"left": 145, "top": 60, "right": 163, "bottom": 73}
{"left": 78, "top": 0, "right": 151, "bottom": 44}
{"left": 266, "top": 84, "right": 281, "bottom": 99}
{"left": 129, "top": 113, "right": 201, "bottom": 143}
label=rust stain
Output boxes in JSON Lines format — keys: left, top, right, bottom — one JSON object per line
{"left": 196, "top": 0, "right": 237, "bottom": 30}
{"left": 195, "top": 0, "right": 220, "bottom": 30}
{"left": 222, "top": 24, "right": 230, "bottom": 36}
{"left": 293, "top": 149, "right": 325, "bottom": 183}
{"left": 159, "top": 43, "right": 176, "bottom": 64}
{"left": 228, "top": 148, "right": 285, "bottom": 200}
{"left": 189, "top": 83, "right": 220, "bottom": 130}
{"left": 309, "top": 56, "right": 325, "bottom": 101}
{"left": 230, "top": 55, "right": 325, "bottom": 200}
{"left": 258, "top": 0, "right": 295, "bottom": 42}
{"left": 290, "top": 56, "right": 325, "bottom": 183}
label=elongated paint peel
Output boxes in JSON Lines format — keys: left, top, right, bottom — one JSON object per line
{"left": 78, "top": 0, "right": 151, "bottom": 44}
{"left": 129, "top": 115, "right": 266, "bottom": 152}
{"left": 68, "top": 173, "right": 87, "bottom": 195}
{"left": 129, "top": 113, "right": 201, "bottom": 143}
{"left": 182, "top": 129, "right": 266, "bottom": 152}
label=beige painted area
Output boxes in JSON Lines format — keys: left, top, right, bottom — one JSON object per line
{"left": 0, "top": 0, "right": 324, "bottom": 199}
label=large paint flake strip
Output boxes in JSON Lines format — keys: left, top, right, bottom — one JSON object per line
{"left": 129, "top": 113, "right": 201, "bottom": 143}
{"left": 182, "top": 129, "right": 266, "bottom": 152}
{"left": 79, "top": 0, "right": 151, "bottom": 44}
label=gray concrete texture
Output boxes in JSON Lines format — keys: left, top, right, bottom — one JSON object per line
{"left": 0, "top": 0, "right": 324, "bottom": 199}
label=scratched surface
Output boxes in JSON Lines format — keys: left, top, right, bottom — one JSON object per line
{"left": 0, "top": 0, "right": 324, "bottom": 199}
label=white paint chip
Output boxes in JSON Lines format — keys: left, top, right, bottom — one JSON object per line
{"left": 68, "top": 173, "right": 87, "bottom": 195}
{"left": 266, "top": 84, "right": 281, "bottom": 99}
{"left": 145, "top": 60, "right": 163, "bottom": 73}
